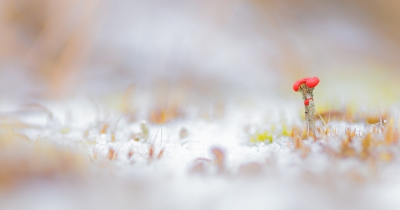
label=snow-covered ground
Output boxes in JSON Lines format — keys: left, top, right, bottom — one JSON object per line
{"left": 1, "top": 95, "right": 400, "bottom": 210}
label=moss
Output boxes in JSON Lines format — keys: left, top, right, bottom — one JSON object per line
{"left": 250, "top": 131, "right": 273, "bottom": 143}
{"left": 281, "top": 124, "right": 290, "bottom": 136}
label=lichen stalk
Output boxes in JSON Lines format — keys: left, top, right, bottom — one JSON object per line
{"left": 299, "top": 83, "right": 316, "bottom": 134}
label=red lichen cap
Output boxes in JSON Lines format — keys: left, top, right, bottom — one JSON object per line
{"left": 304, "top": 98, "right": 313, "bottom": 106}
{"left": 293, "top": 77, "right": 308, "bottom": 91}
{"left": 293, "top": 77, "right": 319, "bottom": 91}
{"left": 306, "top": 77, "right": 319, "bottom": 88}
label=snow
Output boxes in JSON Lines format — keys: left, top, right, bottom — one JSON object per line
{"left": 1, "top": 96, "right": 400, "bottom": 210}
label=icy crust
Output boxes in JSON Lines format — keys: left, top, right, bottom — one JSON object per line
{"left": 2, "top": 98, "right": 400, "bottom": 210}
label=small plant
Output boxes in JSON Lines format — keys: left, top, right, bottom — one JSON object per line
{"left": 211, "top": 147, "right": 225, "bottom": 173}
{"left": 140, "top": 121, "right": 150, "bottom": 141}
{"left": 293, "top": 77, "right": 320, "bottom": 135}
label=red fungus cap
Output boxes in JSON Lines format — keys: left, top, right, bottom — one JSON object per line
{"left": 293, "top": 77, "right": 319, "bottom": 91}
